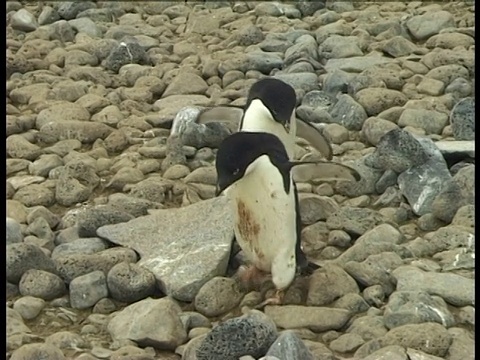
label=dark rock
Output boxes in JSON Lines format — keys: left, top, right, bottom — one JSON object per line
{"left": 107, "top": 262, "right": 157, "bottom": 303}
{"left": 365, "top": 128, "right": 429, "bottom": 173}
{"left": 196, "top": 309, "right": 277, "bottom": 360}
{"left": 57, "top": 1, "right": 96, "bottom": 20}
{"left": 450, "top": 97, "right": 474, "bottom": 140}
{"left": 19, "top": 269, "right": 67, "bottom": 300}
{"left": 77, "top": 206, "right": 134, "bottom": 238}
{"left": 7, "top": 243, "right": 58, "bottom": 284}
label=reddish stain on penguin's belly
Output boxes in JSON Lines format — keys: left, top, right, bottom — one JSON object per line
{"left": 236, "top": 200, "right": 264, "bottom": 260}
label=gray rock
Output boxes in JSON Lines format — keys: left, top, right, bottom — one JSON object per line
{"left": 6, "top": 135, "right": 42, "bottom": 161}
{"left": 13, "top": 296, "right": 46, "bottom": 320}
{"left": 283, "top": 34, "right": 318, "bottom": 67}
{"left": 51, "top": 237, "right": 109, "bottom": 259}
{"left": 7, "top": 159, "right": 31, "bottom": 176}
{"left": 7, "top": 307, "right": 31, "bottom": 337}
{"left": 163, "top": 72, "right": 209, "bottom": 97}
{"left": 50, "top": 20, "right": 76, "bottom": 43}
{"left": 329, "top": 94, "right": 368, "bottom": 131}
{"left": 55, "top": 247, "right": 138, "bottom": 283}
{"left": 97, "top": 196, "right": 234, "bottom": 302}
{"left": 329, "top": 333, "right": 365, "bottom": 354}
{"left": 10, "top": 343, "right": 65, "bottom": 360}
{"left": 266, "top": 330, "right": 314, "bottom": 360}
{"left": 7, "top": 243, "right": 57, "bottom": 284}
{"left": 425, "top": 64, "right": 470, "bottom": 86}
{"left": 172, "top": 107, "right": 231, "bottom": 149}
{"left": 298, "top": 194, "right": 339, "bottom": 225}
{"left": 273, "top": 73, "right": 320, "bottom": 95}
{"left": 347, "top": 315, "right": 388, "bottom": 342}
{"left": 36, "top": 102, "right": 91, "bottom": 129}
{"left": 231, "top": 25, "right": 264, "bottom": 46}
{"left": 70, "top": 270, "right": 109, "bottom": 309}
{"left": 380, "top": 322, "right": 452, "bottom": 358}
{"left": 296, "top": 1, "right": 325, "bottom": 16}
{"left": 106, "top": 167, "right": 145, "bottom": 190}
{"left": 333, "top": 292, "right": 370, "bottom": 314}
{"left": 7, "top": 217, "right": 24, "bottom": 244}
{"left": 355, "top": 89, "right": 407, "bottom": 117}
{"left": 384, "top": 291, "right": 455, "bottom": 329}
{"left": 344, "top": 252, "right": 403, "bottom": 296}
{"left": 326, "top": 208, "right": 392, "bottom": 237}
{"left": 406, "top": 11, "right": 455, "bottom": 41}
{"left": 307, "top": 265, "right": 359, "bottom": 306}
{"left": 334, "top": 224, "right": 406, "bottom": 264}
{"left": 18, "top": 269, "right": 67, "bottom": 300}
{"left": 451, "top": 204, "right": 474, "bottom": 230}
{"left": 324, "top": 53, "right": 393, "bottom": 73}
{"left": 196, "top": 309, "right": 277, "bottom": 360}
{"left": 194, "top": 277, "right": 243, "bottom": 317}
{"left": 108, "top": 297, "right": 187, "bottom": 350}
{"left": 434, "top": 140, "right": 474, "bottom": 161}
{"left": 38, "top": 6, "right": 61, "bottom": 25}
{"left": 107, "top": 193, "right": 161, "bottom": 217}
{"left": 265, "top": 305, "right": 351, "bottom": 332}
{"left": 431, "top": 164, "right": 474, "bottom": 222}
{"left": 361, "top": 345, "right": 407, "bottom": 360}
{"left": 392, "top": 265, "right": 474, "bottom": 307}
{"left": 28, "top": 154, "right": 64, "bottom": 177}
{"left": 26, "top": 217, "right": 54, "bottom": 242}
{"left": 382, "top": 36, "right": 418, "bottom": 58}
{"left": 363, "top": 285, "right": 386, "bottom": 307}
{"left": 39, "top": 120, "right": 113, "bottom": 143}
{"left": 45, "top": 330, "right": 88, "bottom": 351}
{"left": 398, "top": 109, "right": 449, "bottom": 135}
{"left": 445, "top": 77, "right": 473, "bottom": 100}
{"left": 320, "top": 35, "right": 363, "bottom": 59}
{"left": 365, "top": 128, "right": 429, "bottom": 173}
{"left": 55, "top": 160, "right": 100, "bottom": 207}
{"left": 57, "top": 1, "right": 96, "bottom": 20}
{"left": 69, "top": 17, "right": 102, "bottom": 38}
{"left": 446, "top": 327, "right": 474, "bottom": 360}
{"left": 361, "top": 117, "right": 399, "bottom": 147}
{"left": 334, "top": 156, "right": 385, "bottom": 197}
{"left": 398, "top": 136, "right": 452, "bottom": 216}
{"left": 77, "top": 206, "right": 134, "bottom": 238}
{"left": 218, "top": 52, "right": 284, "bottom": 76}
{"left": 107, "top": 262, "right": 157, "bottom": 303}
{"left": 11, "top": 8, "right": 38, "bottom": 32}
{"left": 450, "top": 97, "right": 474, "bottom": 140}
{"left": 323, "top": 69, "right": 355, "bottom": 96}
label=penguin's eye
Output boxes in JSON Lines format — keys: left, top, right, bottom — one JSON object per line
{"left": 232, "top": 168, "right": 239, "bottom": 176}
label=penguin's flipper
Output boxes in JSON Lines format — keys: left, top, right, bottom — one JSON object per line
{"left": 295, "top": 118, "right": 333, "bottom": 160}
{"left": 291, "top": 161, "right": 361, "bottom": 183}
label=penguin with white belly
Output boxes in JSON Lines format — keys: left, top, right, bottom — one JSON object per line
{"left": 216, "top": 131, "right": 329, "bottom": 307}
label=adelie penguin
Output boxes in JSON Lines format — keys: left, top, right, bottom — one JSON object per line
{"left": 198, "top": 77, "right": 360, "bottom": 183}
{"left": 196, "top": 77, "right": 332, "bottom": 159}
{"left": 215, "top": 131, "right": 353, "bottom": 307}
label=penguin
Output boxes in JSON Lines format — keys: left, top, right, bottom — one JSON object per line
{"left": 197, "top": 77, "right": 335, "bottom": 162}
{"left": 215, "top": 131, "right": 329, "bottom": 307}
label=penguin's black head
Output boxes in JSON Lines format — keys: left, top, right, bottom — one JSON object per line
{"left": 245, "top": 78, "right": 297, "bottom": 126}
{"left": 215, "top": 132, "right": 289, "bottom": 196}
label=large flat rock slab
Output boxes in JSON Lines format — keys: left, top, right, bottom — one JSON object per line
{"left": 97, "top": 196, "right": 234, "bottom": 302}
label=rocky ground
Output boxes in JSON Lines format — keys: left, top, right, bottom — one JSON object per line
{"left": 6, "top": 1, "right": 475, "bottom": 360}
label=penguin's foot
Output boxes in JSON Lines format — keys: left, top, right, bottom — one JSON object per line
{"left": 237, "top": 265, "right": 268, "bottom": 290}
{"left": 254, "top": 289, "right": 284, "bottom": 309}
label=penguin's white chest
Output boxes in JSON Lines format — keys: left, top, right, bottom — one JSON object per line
{"left": 227, "top": 157, "right": 297, "bottom": 273}
{"left": 240, "top": 100, "right": 296, "bottom": 159}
